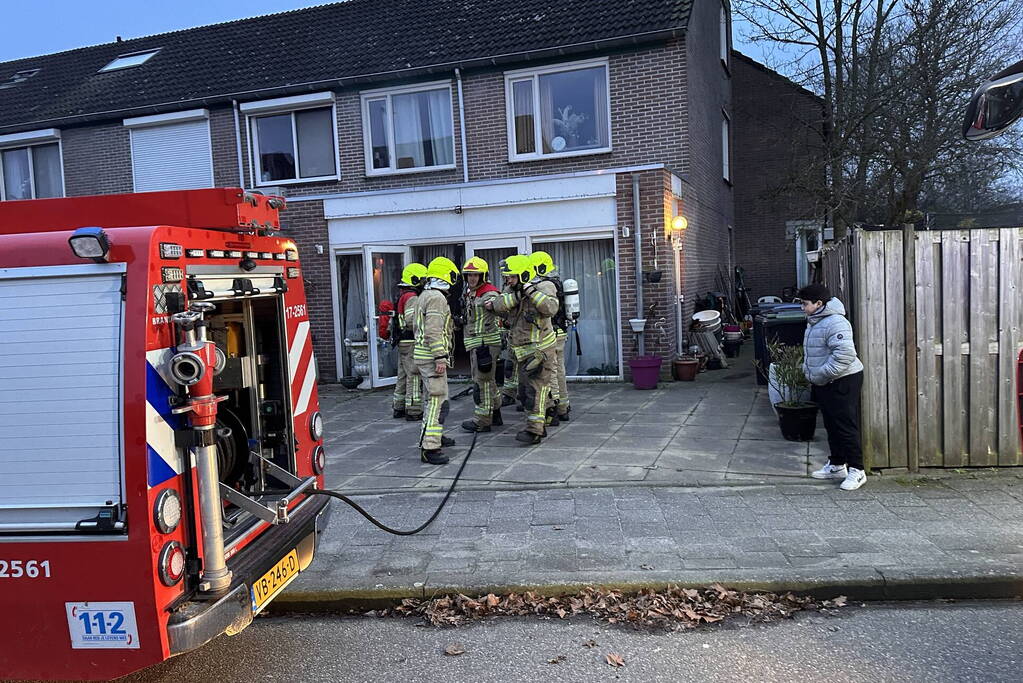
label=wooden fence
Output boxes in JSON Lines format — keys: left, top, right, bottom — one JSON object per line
{"left": 847, "top": 227, "right": 1022, "bottom": 469}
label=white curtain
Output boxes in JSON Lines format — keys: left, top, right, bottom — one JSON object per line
{"left": 534, "top": 239, "right": 619, "bottom": 376}
{"left": 392, "top": 92, "right": 423, "bottom": 168}
{"left": 339, "top": 255, "right": 367, "bottom": 343}
{"left": 512, "top": 80, "right": 535, "bottom": 155}
{"left": 392, "top": 89, "right": 453, "bottom": 169}
{"left": 425, "top": 89, "right": 454, "bottom": 166}
{"left": 2, "top": 148, "right": 31, "bottom": 200}
{"left": 31, "top": 144, "right": 62, "bottom": 198}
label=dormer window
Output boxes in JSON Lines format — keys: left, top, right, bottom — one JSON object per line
{"left": 100, "top": 49, "right": 160, "bottom": 73}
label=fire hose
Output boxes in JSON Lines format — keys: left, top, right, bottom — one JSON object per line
{"left": 307, "top": 429, "right": 479, "bottom": 536}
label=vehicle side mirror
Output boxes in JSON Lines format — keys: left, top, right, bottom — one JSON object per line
{"left": 963, "top": 59, "right": 1023, "bottom": 141}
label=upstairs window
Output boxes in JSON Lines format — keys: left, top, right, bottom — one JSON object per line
{"left": 361, "top": 83, "right": 455, "bottom": 175}
{"left": 0, "top": 130, "right": 63, "bottom": 200}
{"left": 720, "top": 4, "right": 732, "bottom": 71}
{"left": 722, "top": 113, "right": 731, "bottom": 183}
{"left": 242, "top": 93, "right": 339, "bottom": 186}
{"left": 124, "top": 110, "right": 213, "bottom": 192}
{"left": 505, "top": 59, "right": 611, "bottom": 161}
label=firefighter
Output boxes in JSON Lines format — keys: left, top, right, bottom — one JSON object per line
{"left": 413, "top": 256, "right": 459, "bottom": 464}
{"left": 485, "top": 254, "right": 559, "bottom": 444}
{"left": 460, "top": 256, "right": 504, "bottom": 433}
{"left": 531, "top": 250, "right": 571, "bottom": 425}
{"left": 392, "top": 262, "right": 427, "bottom": 421}
{"left": 499, "top": 276, "right": 521, "bottom": 412}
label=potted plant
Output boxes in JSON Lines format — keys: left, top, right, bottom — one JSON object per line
{"left": 758, "top": 342, "right": 817, "bottom": 441}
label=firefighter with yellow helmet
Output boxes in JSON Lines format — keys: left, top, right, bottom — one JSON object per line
{"left": 485, "top": 254, "right": 559, "bottom": 444}
{"left": 530, "top": 250, "right": 571, "bottom": 424}
{"left": 413, "top": 256, "right": 458, "bottom": 464}
{"left": 392, "top": 262, "right": 428, "bottom": 421}
{"left": 460, "top": 256, "right": 504, "bottom": 432}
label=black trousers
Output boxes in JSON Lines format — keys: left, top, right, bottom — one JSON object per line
{"left": 811, "top": 371, "right": 864, "bottom": 470}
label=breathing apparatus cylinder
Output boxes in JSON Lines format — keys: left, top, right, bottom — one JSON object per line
{"left": 562, "top": 278, "right": 581, "bottom": 323}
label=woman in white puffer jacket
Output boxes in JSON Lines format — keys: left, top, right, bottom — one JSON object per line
{"left": 798, "top": 284, "right": 867, "bottom": 491}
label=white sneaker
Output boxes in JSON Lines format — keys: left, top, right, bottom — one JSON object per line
{"left": 840, "top": 467, "right": 867, "bottom": 491}
{"left": 811, "top": 461, "right": 847, "bottom": 480}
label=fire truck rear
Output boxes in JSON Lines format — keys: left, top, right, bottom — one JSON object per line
{"left": 0, "top": 188, "right": 330, "bottom": 680}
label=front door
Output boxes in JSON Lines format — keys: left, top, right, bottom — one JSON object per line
{"left": 362, "top": 245, "right": 410, "bottom": 387}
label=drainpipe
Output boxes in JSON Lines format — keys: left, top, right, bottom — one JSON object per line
{"left": 632, "top": 172, "right": 644, "bottom": 356}
{"left": 455, "top": 68, "right": 469, "bottom": 184}
{"left": 232, "top": 100, "right": 245, "bottom": 188}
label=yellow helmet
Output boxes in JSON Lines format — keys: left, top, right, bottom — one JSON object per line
{"left": 499, "top": 254, "right": 535, "bottom": 283}
{"left": 399, "top": 262, "right": 428, "bottom": 287}
{"left": 426, "top": 256, "right": 459, "bottom": 285}
{"left": 461, "top": 256, "right": 489, "bottom": 276}
{"left": 530, "top": 251, "right": 556, "bottom": 277}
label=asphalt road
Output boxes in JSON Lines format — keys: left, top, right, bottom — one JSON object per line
{"left": 117, "top": 601, "right": 1022, "bottom": 681}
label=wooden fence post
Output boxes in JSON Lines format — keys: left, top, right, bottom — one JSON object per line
{"left": 903, "top": 223, "right": 919, "bottom": 472}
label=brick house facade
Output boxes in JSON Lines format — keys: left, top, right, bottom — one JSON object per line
{"left": 731, "top": 52, "right": 825, "bottom": 301}
{"left": 0, "top": 1, "right": 810, "bottom": 386}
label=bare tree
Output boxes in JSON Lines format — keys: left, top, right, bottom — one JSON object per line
{"left": 735, "top": 0, "right": 1023, "bottom": 228}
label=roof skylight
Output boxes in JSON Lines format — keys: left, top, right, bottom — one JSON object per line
{"left": 0, "top": 69, "right": 40, "bottom": 89}
{"left": 99, "top": 49, "right": 161, "bottom": 73}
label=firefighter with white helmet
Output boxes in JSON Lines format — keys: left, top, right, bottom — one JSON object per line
{"left": 460, "top": 256, "right": 504, "bottom": 432}
{"left": 413, "top": 256, "right": 458, "bottom": 464}
{"left": 485, "top": 254, "right": 559, "bottom": 444}
{"left": 392, "top": 263, "right": 427, "bottom": 421}
{"left": 530, "top": 250, "right": 571, "bottom": 424}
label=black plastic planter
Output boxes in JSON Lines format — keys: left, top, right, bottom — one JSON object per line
{"left": 775, "top": 402, "right": 818, "bottom": 441}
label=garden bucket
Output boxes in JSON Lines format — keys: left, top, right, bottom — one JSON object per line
{"left": 628, "top": 356, "right": 663, "bottom": 390}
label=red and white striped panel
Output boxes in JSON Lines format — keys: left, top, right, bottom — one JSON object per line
{"left": 288, "top": 320, "right": 317, "bottom": 417}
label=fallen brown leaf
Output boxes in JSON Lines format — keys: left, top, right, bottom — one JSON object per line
{"left": 548, "top": 655, "right": 567, "bottom": 664}
{"left": 444, "top": 643, "right": 465, "bottom": 656}
{"left": 606, "top": 653, "right": 625, "bottom": 667}
{"left": 582, "top": 639, "right": 598, "bottom": 648}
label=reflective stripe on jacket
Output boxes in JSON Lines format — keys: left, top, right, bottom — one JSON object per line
{"left": 491, "top": 279, "right": 559, "bottom": 352}
{"left": 413, "top": 288, "right": 452, "bottom": 362}
{"left": 463, "top": 283, "right": 501, "bottom": 349}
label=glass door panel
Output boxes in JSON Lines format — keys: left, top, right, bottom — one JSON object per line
{"left": 363, "top": 245, "right": 409, "bottom": 387}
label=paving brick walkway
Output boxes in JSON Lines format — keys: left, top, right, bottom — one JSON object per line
{"left": 282, "top": 471, "right": 1023, "bottom": 604}
{"left": 317, "top": 348, "right": 825, "bottom": 494}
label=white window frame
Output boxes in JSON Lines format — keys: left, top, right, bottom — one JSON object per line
{"left": 360, "top": 81, "right": 456, "bottom": 177}
{"left": 0, "top": 129, "right": 65, "bottom": 201}
{"left": 720, "top": 3, "right": 732, "bottom": 72}
{"left": 721, "top": 111, "right": 732, "bottom": 183}
{"left": 504, "top": 58, "right": 613, "bottom": 163}
{"left": 243, "top": 92, "right": 340, "bottom": 187}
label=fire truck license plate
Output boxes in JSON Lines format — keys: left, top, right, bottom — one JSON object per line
{"left": 250, "top": 549, "right": 300, "bottom": 614}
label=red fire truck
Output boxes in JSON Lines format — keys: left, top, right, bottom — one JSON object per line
{"left": 0, "top": 188, "right": 330, "bottom": 680}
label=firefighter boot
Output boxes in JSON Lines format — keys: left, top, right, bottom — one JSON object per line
{"left": 515, "top": 430, "right": 543, "bottom": 445}
{"left": 461, "top": 420, "right": 491, "bottom": 433}
{"left": 393, "top": 408, "right": 406, "bottom": 419}
{"left": 491, "top": 408, "right": 503, "bottom": 426}
{"left": 421, "top": 448, "right": 450, "bottom": 465}
{"left": 441, "top": 435, "right": 456, "bottom": 447}
{"left": 501, "top": 395, "right": 516, "bottom": 407}
{"left": 406, "top": 413, "right": 422, "bottom": 421}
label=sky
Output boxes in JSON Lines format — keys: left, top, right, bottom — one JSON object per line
{"left": 1, "top": 0, "right": 770, "bottom": 63}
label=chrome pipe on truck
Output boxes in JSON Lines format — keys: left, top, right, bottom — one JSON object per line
{"left": 168, "top": 302, "right": 232, "bottom": 596}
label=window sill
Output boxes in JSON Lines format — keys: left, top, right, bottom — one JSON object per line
{"left": 364, "top": 164, "right": 457, "bottom": 178}
{"left": 255, "top": 175, "right": 340, "bottom": 188}
{"left": 508, "top": 146, "right": 613, "bottom": 163}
